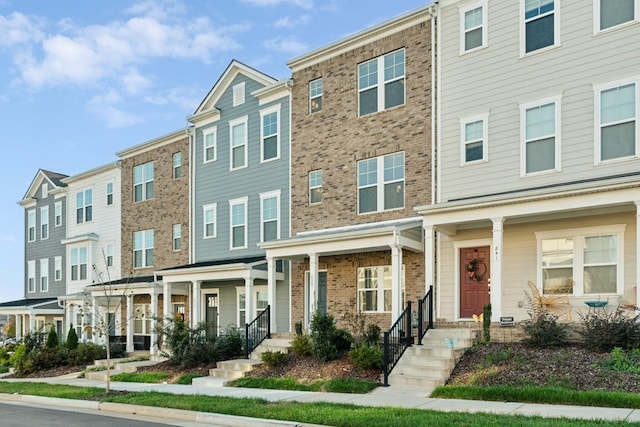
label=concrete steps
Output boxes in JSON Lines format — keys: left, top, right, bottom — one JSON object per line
{"left": 84, "top": 357, "right": 161, "bottom": 381}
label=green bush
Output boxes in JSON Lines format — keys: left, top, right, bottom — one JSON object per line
{"left": 294, "top": 321, "right": 303, "bottom": 337}
{"left": 109, "top": 341, "right": 126, "bottom": 359}
{"left": 578, "top": 307, "right": 640, "bottom": 351}
{"left": 604, "top": 347, "right": 640, "bottom": 373}
{"left": 46, "top": 326, "right": 59, "bottom": 348}
{"left": 159, "top": 318, "right": 217, "bottom": 368}
{"left": 349, "top": 344, "right": 383, "bottom": 370}
{"left": 217, "top": 327, "right": 243, "bottom": 360}
{"left": 364, "top": 324, "right": 381, "bottom": 346}
{"left": 66, "top": 325, "right": 79, "bottom": 350}
{"left": 68, "top": 343, "right": 106, "bottom": 366}
{"left": 483, "top": 303, "right": 492, "bottom": 344}
{"left": 310, "top": 311, "right": 339, "bottom": 362}
{"left": 0, "top": 347, "right": 9, "bottom": 367}
{"left": 334, "top": 328, "right": 354, "bottom": 351}
{"left": 521, "top": 311, "right": 569, "bottom": 347}
{"left": 290, "top": 334, "right": 312, "bottom": 356}
{"left": 9, "top": 343, "right": 26, "bottom": 367}
{"left": 261, "top": 350, "right": 289, "bottom": 367}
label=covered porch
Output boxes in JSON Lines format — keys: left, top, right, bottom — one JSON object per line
{"left": 0, "top": 298, "right": 64, "bottom": 341}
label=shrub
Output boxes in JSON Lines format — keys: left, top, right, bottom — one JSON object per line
{"left": 261, "top": 350, "right": 289, "bottom": 367}
{"left": 310, "top": 311, "right": 339, "bottom": 362}
{"left": 68, "top": 343, "right": 106, "bottom": 366}
{"left": 349, "top": 344, "right": 383, "bottom": 370}
{"left": 578, "top": 307, "right": 640, "bottom": 351}
{"left": 9, "top": 343, "right": 26, "bottom": 367}
{"left": 46, "top": 326, "right": 58, "bottom": 348}
{"left": 159, "top": 318, "right": 217, "bottom": 368}
{"left": 604, "top": 347, "right": 640, "bottom": 373}
{"left": 521, "top": 311, "right": 569, "bottom": 347}
{"left": 290, "top": 334, "right": 312, "bottom": 356}
{"left": 294, "top": 321, "right": 303, "bottom": 337}
{"left": 109, "top": 341, "right": 126, "bottom": 359}
{"left": 364, "top": 324, "right": 381, "bottom": 346}
{"left": 217, "top": 326, "right": 243, "bottom": 360}
{"left": 334, "top": 328, "right": 354, "bottom": 352}
{"left": 66, "top": 325, "right": 79, "bottom": 350}
{"left": 482, "top": 303, "right": 492, "bottom": 344}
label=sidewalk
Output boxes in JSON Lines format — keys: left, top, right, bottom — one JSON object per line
{"left": 2, "top": 371, "right": 640, "bottom": 425}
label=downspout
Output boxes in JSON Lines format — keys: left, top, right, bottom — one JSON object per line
{"left": 431, "top": 1, "right": 440, "bottom": 205}
{"left": 188, "top": 126, "right": 195, "bottom": 264}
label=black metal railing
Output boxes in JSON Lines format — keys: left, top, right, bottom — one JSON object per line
{"left": 383, "top": 301, "right": 413, "bottom": 386}
{"left": 244, "top": 305, "right": 271, "bottom": 359}
{"left": 417, "top": 285, "right": 434, "bottom": 345}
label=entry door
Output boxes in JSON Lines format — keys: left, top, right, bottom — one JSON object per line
{"left": 205, "top": 294, "right": 218, "bottom": 337}
{"left": 305, "top": 271, "right": 328, "bottom": 319}
{"left": 459, "top": 246, "right": 491, "bottom": 318}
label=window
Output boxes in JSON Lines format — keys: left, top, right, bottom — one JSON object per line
{"left": 173, "top": 152, "right": 182, "bottom": 179}
{"left": 230, "top": 197, "right": 248, "bottom": 249}
{"left": 598, "top": 0, "right": 636, "bottom": 31}
{"left": 309, "top": 170, "right": 322, "bottom": 204}
{"left": 40, "top": 258, "right": 48, "bottom": 292}
{"left": 106, "top": 182, "right": 114, "bottom": 205}
{"left": 357, "top": 266, "right": 392, "bottom": 312}
{"left": 27, "top": 260, "right": 35, "bottom": 293}
{"left": 461, "top": 115, "right": 488, "bottom": 164}
{"left": 133, "top": 162, "right": 154, "bottom": 202}
{"left": 70, "top": 247, "right": 88, "bottom": 281}
{"left": 358, "top": 49, "right": 405, "bottom": 116}
{"left": 133, "top": 229, "right": 154, "bottom": 268}
{"left": 173, "top": 224, "right": 182, "bottom": 251}
{"left": 596, "top": 80, "right": 637, "bottom": 162}
{"left": 41, "top": 183, "right": 48, "bottom": 199}
{"left": 230, "top": 117, "right": 248, "bottom": 170}
{"left": 233, "top": 82, "right": 245, "bottom": 106}
{"left": 523, "top": 0, "right": 557, "bottom": 54}
{"left": 260, "top": 190, "right": 280, "bottom": 242}
{"left": 54, "top": 202, "right": 62, "bottom": 227}
{"left": 133, "top": 303, "right": 152, "bottom": 334}
{"left": 357, "top": 152, "right": 405, "bottom": 214}
{"left": 521, "top": 97, "right": 560, "bottom": 174}
{"left": 236, "top": 286, "right": 268, "bottom": 326}
{"left": 309, "top": 78, "right": 323, "bottom": 113}
{"left": 105, "top": 243, "right": 114, "bottom": 267}
{"left": 537, "top": 225, "right": 624, "bottom": 296}
{"left": 203, "top": 204, "right": 217, "bottom": 239}
{"left": 261, "top": 106, "right": 280, "bottom": 162}
{"left": 40, "top": 206, "right": 49, "bottom": 240}
{"left": 203, "top": 127, "right": 217, "bottom": 163}
{"left": 76, "top": 189, "right": 93, "bottom": 223}
{"left": 27, "top": 210, "right": 36, "bottom": 242}
{"left": 54, "top": 256, "right": 62, "bottom": 281}
{"left": 461, "top": 2, "right": 487, "bottom": 53}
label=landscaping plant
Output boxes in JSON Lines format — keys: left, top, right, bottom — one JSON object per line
{"left": 578, "top": 307, "right": 640, "bottom": 351}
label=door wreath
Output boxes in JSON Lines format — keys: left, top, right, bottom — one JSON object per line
{"left": 465, "top": 258, "right": 487, "bottom": 282}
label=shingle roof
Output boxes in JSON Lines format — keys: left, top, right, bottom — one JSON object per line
{"left": 0, "top": 297, "right": 58, "bottom": 308}
{"left": 159, "top": 255, "right": 266, "bottom": 271}
{"left": 40, "top": 169, "right": 68, "bottom": 187}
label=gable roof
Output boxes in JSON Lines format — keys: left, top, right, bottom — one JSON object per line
{"left": 20, "top": 169, "right": 68, "bottom": 204}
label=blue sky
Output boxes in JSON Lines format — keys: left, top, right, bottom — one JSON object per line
{"left": 0, "top": 0, "right": 429, "bottom": 302}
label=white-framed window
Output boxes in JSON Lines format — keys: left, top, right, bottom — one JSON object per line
{"left": 236, "top": 285, "right": 268, "bottom": 327}
{"left": 172, "top": 224, "right": 182, "bottom": 251}
{"left": 54, "top": 201, "right": 62, "bottom": 227}
{"left": 309, "top": 170, "right": 322, "bottom": 204}
{"left": 203, "top": 204, "right": 217, "bottom": 239}
{"left": 203, "top": 127, "right": 217, "bottom": 163}
{"left": 521, "top": 96, "right": 561, "bottom": 175}
{"left": 261, "top": 105, "right": 280, "bottom": 162}
{"left": 54, "top": 256, "right": 62, "bottom": 281}
{"left": 106, "top": 182, "right": 114, "bottom": 206}
{"left": 358, "top": 48, "right": 405, "bottom": 116}
{"left": 76, "top": 189, "right": 93, "bottom": 223}
{"left": 460, "top": 115, "right": 488, "bottom": 164}
{"left": 39, "top": 258, "right": 48, "bottom": 292}
{"left": 70, "top": 247, "right": 88, "bottom": 281}
{"left": 357, "top": 266, "right": 392, "bottom": 313}
{"left": 233, "top": 82, "right": 245, "bottom": 106}
{"left": 460, "top": 1, "right": 487, "bottom": 53}
{"left": 595, "top": 79, "right": 638, "bottom": 163}
{"left": 40, "top": 206, "right": 49, "bottom": 240}
{"left": 260, "top": 190, "right": 280, "bottom": 242}
{"left": 230, "top": 197, "right": 248, "bottom": 249}
{"left": 134, "top": 162, "right": 154, "bottom": 202}
{"left": 27, "top": 209, "right": 36, "bottom": 242}
{"left": 27, "top": 260, "right": 35, "bottom": 293}
{"left": 536, "top": 225, "right": 625, "bottom": 296}
{"left": 105, "top": 243, "right": 114, "bottom": 267}
{"left": 173, "top": 152, "right": 182, "bottom": 179}
{"left": 309, "top": 78, "right": 323, "bottom": 113}
{"left": 521, "top": 0, "right": 558, "bottom": 55}
{"left": 133, "top": 303, "right": 152, "bottom": 334}
{"left": 596, "top": 0, "right": 637, "bottom": 32}
{"left": 230, "top": 116, "right": 248, "bottom": 170}
{"left": 357, "top": 152, "right": 405, "bottom": 214}
{"left": 133, "top": 229, "right": 154, "bottom": 268}
{"left": 41, "top": 183, "right": 48, "bottom": 199}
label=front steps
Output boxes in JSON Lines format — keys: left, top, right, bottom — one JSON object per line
{"left": 84, "top": 357, "right": 163, "bottom": 381}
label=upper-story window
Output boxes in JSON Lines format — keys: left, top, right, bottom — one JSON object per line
{"left": 521, "top": 97, "right": 561, "bottom": 175}
{"left": 230, "top": 117, "right": 248, "bottom": 170}
{"left": 358, "top": 49, "right": 405, "bottom": 116}
{"left": 134, "top": 162, "right": 154, "bottom": 202}
{"left": 105, "top": 243, "right": 114, "bottom": 267}
{"left": 40, "top": 206, "right": 49, "bottom": 240}
{"left": 309, "top": 170, "right": 322, "bottom": 204}
{"left": 203, "top": 203, "right": 217, "bottom": 239}
{"left": 260, "top": 190, "right": 280, "bottom": 242}
{"left": 41, "top": 183, "right": 48, "bottom": 199}
{"left": 261, "top": 106, "right": 280, "bottom": 162}
{"left": 76, "top": 189, "right": 93, "bottom": 223}
{"left": 173, "top": 224, "right": 182, "bottom": 251}
{"left": 39, "top": 258, "right": 48, "bottom": 292}
{"left": 598, "top": 0, "right": 636, "bottom": 31}
{"left": 106, "top": 182, "right": 114, "bottom": 206}
{"left": 309, "top": 78, "right": 323, "bottom": 113}
{"left": 70, "top": 247, "right": 88, "bottom": 281}
{"left": 358, "top": 152, "right": 405, "bottom": 214}
{"left": 461, "top": 1, "right": 487, "bottom": 53}
{"left": 203, "top": 127, "right": 217, "bottom": 163}
{"left": 461, "top": 115, "right": 488, "bottom": 164}
{"left": 27, "top": 209, "right": 36, "bottom": 242}
{"left": 54, "top": 201, "right": 62, "bottom": 227}
{"left": 596, "top": 80, "right": 637, "bottom": 162}
{"left": 27, "top": 260, "right": 35, "bottom": 293}
{"left": 233, "top": 82, "right": 245, "bottom": 106}
{"left": 523, "top": 0, "right": 557, "bottom": 54}
{"left": 173, "top": 152, "right": 182, "bottom": 179}
{"left": 54, "top": 256, "right": 62, "bottom": 281}
{"left": 133, "top": 229, "right": 154, "bottom": 268}
{"left": 230, "top": 197, "right": 248, "bottom": 249}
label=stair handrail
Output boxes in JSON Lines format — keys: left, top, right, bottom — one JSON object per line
{"left": 382, "top": 301, "right": 413, "bottom": 386}
{"left": 417, "top": 285, "right": 434, "bottom": 345}
{"left": 244, "top": 305, "right": 271, "bottom": 359}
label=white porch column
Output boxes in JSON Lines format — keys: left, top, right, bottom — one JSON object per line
{"left": 126, "top": 294, "right": 134, "bottom": 353}
{"left": 66, "top": 303, "right": 74, "bottom": 338}
{"left": 150, "top": 291, "right": 159, "bottom": 355}
{"left": 245, "top": 276, "right": 255, "bottom": 325}
{"left": 15, "top": 314, "right": 22, "bottom": 340}
{"left": 635, "top": 202, "right": 640, "bottom": 311}
{"left": 192, "top": 281, "right": 201, "bottom": 328}
{"left": 491, "top": 217, "right": 504, "bottom": 321}
{"left": 29, "top": 311, "right": 35, "bottom": 333}
{"left": 163, "top": 282, "right": 172, "bottom": 326}
{"left": 391, "top": 244, "right": 404, "bottom": 322}
{"left": 267, "top": 256, "right": 277, "bottom": 333}
{"left": 90, "top": 296, "right": 97, "bottom": 344}
{"left": 308, "top": 253, "right": 318, "bottom": 325}
{"left": 424, "top": 224, "right": 435, "bottom": 292}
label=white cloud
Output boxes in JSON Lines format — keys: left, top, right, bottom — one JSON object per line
{"left": 121, "top": 69, "right": 152, "bottom": 95}
{"left": 241, "top": 0, "right": 314, "bottom": 9}
{"left": 125, "top": 0, "right": 187, "bottom": 21}
{"left": 274, "top": 14, "right": 310, "bottom": 28}
{"left": 0, "top": 12, "right": 45, "bottom": 47}
{"left": 264, "top": 36, "right": 308, "bottom": 55}
{"left": 144, "top": 86, "right": 201, "bottom": 111}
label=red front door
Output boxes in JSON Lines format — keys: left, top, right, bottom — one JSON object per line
{"left": 459, "top": 246, "right": 491, "bottom": 318}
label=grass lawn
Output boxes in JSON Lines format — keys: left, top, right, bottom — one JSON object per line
{"left": 229, "top": 377, "right": 379, "bottom": 393}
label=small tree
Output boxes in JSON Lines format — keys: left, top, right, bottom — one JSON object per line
{"left": 46, "top": 325, "right": 58, "bottom": 348}
{"left": 66, "top": 324, "right": 79, "bottom": 350}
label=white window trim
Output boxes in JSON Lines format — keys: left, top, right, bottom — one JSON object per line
{"left": 133, "top": 162, "right": 154, "bottom": 202}
{"left": 229, "top": 116, "right": 248, "bottom": 171}
{"left": 133, "top": 229, "right": 154, "bottom": 269}
{"left": 172, "top": 224, "right": 182, "bottom": 251}
{"left": 203, "top": 126, "right": 217, "bottom": 164}
{"left": 70, "top": 246, "right": 88, "bottom": 281}
{"left": 309, "top": 78, "right": 323, "bottom": 114}
{"left": 202, "top": 203, "right": 217, "bottom": 239}
{"left": 519, "top": 95, "right": 562, "bottom": 177}
{"left": 459, "top": 0, "right": 488, "bottom": 55}
{"left": 535, "top": 224, "right": 625, "bottom": 296}
{"left": 27, "top": 260, "right": 36, "bottom": 293}
{"left": 27, "top": 209, "right": 36, "bottom": 242}
{"left": 105, "top": 243, "right": 114, "bottom": 267}
{"left": 309, "top": 170, "right": 322, "bottom": 205}
{"left": 519, "top": 0, "right": 561, "bottom": 57}
{"left": 76, "top": 188, "right": 93, "bottom": 223}
{"left": 594, "top": 0, "right": 639, "bottom": 34}
{"left": 229, "top": 196, "right": 248, "bottom": 250}
{"left": 54, "top": 256, "right": 62, "bottom": 281}
{"left": 236, "top": 285, "right": 268, "bottom": 327}
{"left": 358, "top": 48, "right": 406, "bottom": 117}
{"left": 172, "top": 153, "right": 182, "bottom": 179}
{"left": 40, "top": 206, "right": 49, "bottom": 240}
{"left": 593, "top": 76, "right": 640, "bottom": 165}
{"left": 357, "top": 152, "right": 405, "bottom": 215}
{"left": 459, "top": 113, "right": 489, "bottom": 165}
{"left": 260, "top": 104, "right": 281, "bottom": 163}
{"left": 40, "top": 258, "right": 49, "bottom": 292}
{"left": 357, "top": 265, "right": 395, "bottom": 313}
{"left": 106, "top": 181, "right": 114, "bottom": 206}
{"left": 41, "top": 183, "right": 48, "bottom": 199}
{"left": 259, "top": 190, "right": 281, "bottom": 243}
{"left": 233, "top": 82, "right": 245, "bottom": 106}
{"left": 54, "top": 201, "right": 62, "bottom": 227}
